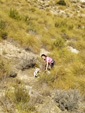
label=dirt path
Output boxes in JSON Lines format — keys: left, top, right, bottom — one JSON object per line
{"left": 17, "top": 68, "right": 38, "bottom": 86}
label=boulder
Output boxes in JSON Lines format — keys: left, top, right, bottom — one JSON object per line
{"left": 9, "top": 71, "right": 17, "bottom": 78}
{"left": 17, "top": 56, "right": 36, "bottom": 70}
{"left": 0, "top": 41, "right": 37, "bottom": 71}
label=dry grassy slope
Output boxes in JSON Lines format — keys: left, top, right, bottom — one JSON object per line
{"left": 0, "top": 40, "right": 62, "bottom": 113}
{"left": 0, "top": 0, "right": 85, "bottom": 113}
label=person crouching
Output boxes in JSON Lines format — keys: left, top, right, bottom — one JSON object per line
{"left": 41, "top": 54, "right": 55, "bottom": 72}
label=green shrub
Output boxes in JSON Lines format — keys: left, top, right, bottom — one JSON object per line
{"left": 57, "top": 0, "right": 66, "bottom": 6}
{"left": 9, "top": 8, "right": 22, "bottom": 20}
{"left": 39, "top": 70, "right": 58, "bottom": 87}
{"left": 5, "top": 85, "right": 31, "bottom": 112}
{"left": 55, "top": 21, "right": 67, "bottom": 28}
{"left": 53, "top": 38, "right": 65, "bottom": 49}
{"left": 39, "top": 72, "right": 54, "bottom": 84}
{"left": 55, "top": 22, "right": 60, "bottom": 28}
{"left": 0, "top": 20, "right": 6, "bottom": 30}
{"left": 14, "top": 86, "right": 30, "bottom": 104}
{"left": 68, "top": 24, "right": 74, "bottom": 30}
{"left": 24, "top": 16, "right": 32, "bottom": 24}
{"left": 1, "top": 31, "right": 8, "bottom": 39}
{"left": 23, "top": 35, "right": 41, "bottom": 53}
{"left": 29, "top": 7, "right": 36, "bottom": 12}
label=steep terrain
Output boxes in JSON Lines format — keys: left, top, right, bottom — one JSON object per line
{"left": 0, "top": 0, "right": 85, "bottom": 113}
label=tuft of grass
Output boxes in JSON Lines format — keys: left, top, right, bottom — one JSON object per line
{"left": 39, "top": 72, "right": 56, "bottom": 86}
{"left": 5, "top": 84, "right": 34, "bottom": 113}
{"left": 53, "top": 37, "right": 65, "bottom": 49}
{"left": 55, "top": 21, "right": 67, "bottom": 28}
{"left": 22, "top": 35, "right": 41, "bottom": 53}
{"left": 0, "top": 56, "right": 12, "bottom": 79}
{"left": 0, "top": 20, "right": 6, "bottom": 30}
{"left": 14, "top": 86, "right": 30, "bottom": 104}
{"left": 9, "top": 8, "right": 22, "bottom": 21}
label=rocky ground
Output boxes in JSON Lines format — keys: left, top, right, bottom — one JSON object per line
{"left": 0, "top": 39, "right": 85, "bottom": 113}
{"left": 27, "top": 0, "right": 85, "bottom": 17}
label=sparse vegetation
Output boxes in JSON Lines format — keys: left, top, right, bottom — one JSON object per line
{"left": 5, "top": 85, "right": 36, "bottom": 113}
{"left": 0, "top": 0, "right": 85, "bottom": 112}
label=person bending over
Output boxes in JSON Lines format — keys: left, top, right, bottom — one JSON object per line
{"left": 41, "top": 54, "right": 55, "bottom": 72}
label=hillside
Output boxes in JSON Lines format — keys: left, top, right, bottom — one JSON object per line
{"left": 0, "top": 0, "right": 85, "bottom": 113}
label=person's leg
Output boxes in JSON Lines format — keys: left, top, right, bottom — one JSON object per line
{"left": 48, "top": 63, "right": 51, "bottom": 70}
{"left": 51, "top": 61, "right": 55, "bottom": 68}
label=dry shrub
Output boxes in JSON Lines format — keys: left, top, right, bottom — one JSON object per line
{"left": 53, "top": 89, "right": 81, "bottom": 111}
{"left": 5, "top": 85, "right": 31, "bottom": 113}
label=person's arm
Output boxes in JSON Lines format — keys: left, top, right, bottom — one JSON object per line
{"left": 45, "top": 60, "right": 48, "bottom": 71}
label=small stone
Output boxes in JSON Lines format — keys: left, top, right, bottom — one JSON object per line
{"left": 9, "top": 71, "right": 17, "bottom": 77}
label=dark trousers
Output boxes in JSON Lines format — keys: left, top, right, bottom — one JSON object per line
{"left": 49, "top": 60, "right": 55, "bottom": 68}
